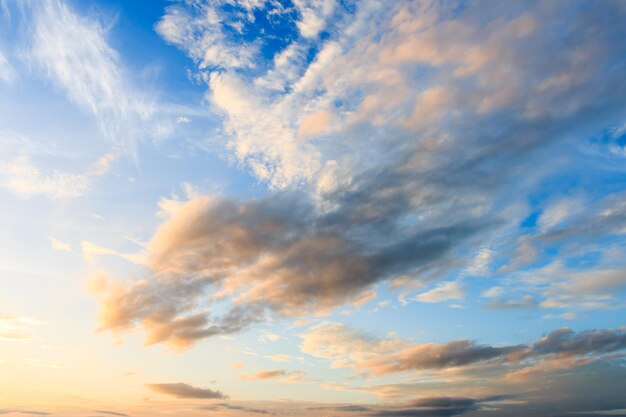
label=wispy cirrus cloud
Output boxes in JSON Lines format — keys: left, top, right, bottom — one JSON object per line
{"left": 0, "top": 315, "right": 44, "bottom": 343}
{"left": 28, "top": 0, "right": 155, "bottom": 148}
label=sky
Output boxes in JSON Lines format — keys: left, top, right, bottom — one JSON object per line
{"left": 0, "top": 0, "right": 626, "bottom": 416}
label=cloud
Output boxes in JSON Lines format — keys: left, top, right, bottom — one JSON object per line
{"left": 199, "top": 403, "right": 270, "bottom": 414}
{"left": 48, "top": 236, "right": 72, "bottom": 252}
{"left": 293, "top": 0, "right": 337, "bottom": 38}
{"left": 93, "top": 192, "right": 487, "bottom": 347}
{"left": 95, "top": 0, "right": 626, "bottom": 347}
{"left": 28, "top": 0, "right": 154, "bottom": 147}
{"left": 0, "top": 315, "right": 44, "bottom": 343}
{"left": 364, "top": 340, "right": 522, "bottom": 375}
{"left": 241, "top": 369, "right": 305, "bottom": 382}
{"left": 369, "top": 397, "right": 482, "bottom": 417}
{"left": 0, "top": 49, "right": 15, "bottom": 84}
{"left": 265, "top": 354, "right": 290, "bottom": 363}
{"left": 300, "top": 322, "right": 626, "bottom": 379}
{"left": 486, "top": 295, "right": 539, "bottom": 310}
{"left": 531, "top": 327, "right": 626, "bottom": 357}
{"left": 155, "top": 2, "right": 257, "bottom": 71}
{"left": 81, "top": 241, "right": 146, "bottom": 265}
{"left": 0, "top": 410, "right": 50, "bottom": 416}
{"left": 415, "top": 281, "right": 465, "bottom": 303}
{"left": 305, "top": 405, "right": 372, "bottom": 412}
{"left": 0, "top": 154, "right": 91, "bottom": 199}
{"left": 94, "top": 411, "right": 129, "bottom": 417}
{"left": 0, "top": 0, "right": 184, "bottom": 200}
{"left": 145, "top": 382, "right": 227, "bottom": 399}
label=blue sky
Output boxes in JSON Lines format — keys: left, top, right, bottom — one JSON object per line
{"left": 1, "top": 0, "right": 626, "bottom": 416}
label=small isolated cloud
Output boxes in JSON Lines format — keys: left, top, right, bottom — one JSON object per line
{"left": 486, "top": 295, "right": 539, "bottom": 310}
{"left": 81, "top": 241, "right": 146, "bottom": 265}
{"left": 146, "top": 382, "right": 227, "bottom": 399}
{"left": 0, "top": 410, "right": 51, "bottom": 416}
{"left": 265, "top": 354, "right": 290, "bottom": 363}
{"left": 48, "top": 236, "right": 72, "bottom": 252}
{"left": 259, "top": 332, "right": 280, "bottom": 343}
{"left": 415, "top": 281, "right": 465, "bottom": 304}
{"left": 305, "top": 405, "right": 372, "bottom": 412}
{"left": 199, "top": 403, "right": 270, "bottom": 415}
{"left": 94, "top": 411, "right": 129, "bottom": 417}
{"left": 176, "top": 116, "right": 191, "bottom": 123}
{"left": 241, "top": 369, "right": 305, "bottom": 382}
{"left": 0, "top": 315, "right": 44, "bottom": 343}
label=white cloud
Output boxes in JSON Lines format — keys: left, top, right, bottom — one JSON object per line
{"left": 81, "top": 241, "right": 147, "bottom": 265}
{"left": 293, "top": 0, "right": 336, "bottom": 38}
{"left": 0, "top": 154, "right": 91, "bottom": 199}
{"left": 466, "top": 248, "right": 494, "bottom": 275}
{"left": 538, "top": 198, "right": 583, "bottom": 232}
{"left": 415, "top": 281, "right": 465, "bottom": 304}
{"left": 155, "top": 2, "right": 257, "bottom": 70}
{"left": 482, "top": 286, "right": 504, "bottom": 298}
{"left": 48, "top": 236, "right": 71, "bottom": 252}
{"left": 265, "top": 354, "right": 290, "bottom": 362}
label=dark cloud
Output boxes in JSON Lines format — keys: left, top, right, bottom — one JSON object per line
{"left": 302, "top": 322, "right": 626, "bottom": 378}
{"left": 199, "top": 403, "right": 271, "bottom": 414}
{"left": 0, "top": 411, "right": 50, "bottom": 416}
{"left": 366, "top": 340, "right": 525, "bottom": 374}
{"left": 369, "top": 397, "right": 483, "bottom": 417}
{"left": 531, "top": 327, "right": 626, "bottom": 357}
{"left": 146, "top": 382, "right": 227, "bottom": 399}
{"left": 305, "top": 405, "right": 373, "bottom": 412}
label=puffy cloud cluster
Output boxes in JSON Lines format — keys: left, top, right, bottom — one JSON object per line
{"left": 93, "top": 0, "right": 626, "bottom": 347}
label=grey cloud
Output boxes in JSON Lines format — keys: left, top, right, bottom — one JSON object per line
{"left": 302, "top": 322, "right": 626, "bottom": 377}
{"left": 146, "top": 382, "right": 227, "bottom": 399}
{"left": 94, "top": 191, "right": 490, "bottom": 347}
{"left": 531, "top": 327, "right": 626, "bottom": 357}
{"left": 94, "top": 412, "right": 129, "bottom": 417}
{"left": 366, "top": 340, "right": 525, "bottom": 374}
{"left": 199, "top": 403, "right": 270, "bottom": 414}
{"left": 0, "top": 411, "right": 51, "bottom": 416}
{"left": 305, "top": 405, "right": 372, "bottom": 412}
{"left": 369, "top": 397, "right": 484, "bottom": 417}
{"left": 486, "top": 295, "right": 539, "bottom": 310}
